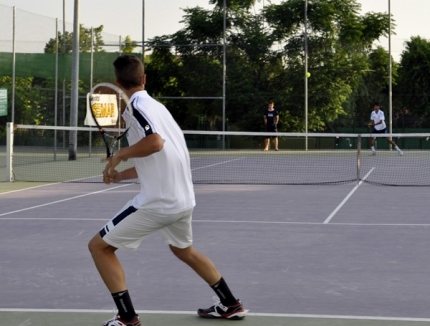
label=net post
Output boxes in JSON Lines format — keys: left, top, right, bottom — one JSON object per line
{"left": 6, "top": 122, "right": 14, "bottom": 182}
{"left": 356, "top": 134, "right": 361, "bottom": 183}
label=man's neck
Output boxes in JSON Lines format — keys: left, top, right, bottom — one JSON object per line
{"left": 124, "top": 86, "right": 145, "bottom": 99}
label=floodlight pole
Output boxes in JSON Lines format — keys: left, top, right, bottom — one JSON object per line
{"left": 69, "top": 0, "right": 80, "bottom": 160}
{"left": 222, "top": 0, "right": 227, "bottom": 149}
{"left": 142, "top": 0, "right": 145, "bottom": 65}
{"left": 11, "top": 6, "right": 16, "bottom": 124}
{"left": 54, "top": 18, "right": 59, "bottom": 160}
{"left": 62, "top": 0, "right": 66, "bottom": 148}
{"left": 388, "top": 0, "right": 393, "bottom": 137}
{"left": 304, "top": 0, "right": 308, "bottom": 150}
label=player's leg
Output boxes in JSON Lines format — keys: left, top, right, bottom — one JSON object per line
{"left": 385, "top": 137, "right": 403, "bottom": 155}
{"left": 88, "top": 235, "right": 140, "bottom": 326}
{"left": 170, "top": 245, "right": 245, "bottom": 319}
{"left": 369, "top": 134, "right": 376, "bottom": 154}
{"left": 162, "top": 209, "right": 245, "bottom": 320}
{"left": 263, "top": 137, "right": 269, "bottom": 151}
{"left": 88, "top": 234, "right": 126, "bottom": 293}
{"left": 88, "top": 201, "right": 164, "bottom": 326}
{"left": 170, "top": 245, "right": 221, "bottom": 285}
{"left": 273, "top": 136, "right": 279, "bottom": 151}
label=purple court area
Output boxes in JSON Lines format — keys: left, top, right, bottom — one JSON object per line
{"left": 1, "top": 182, "right": 430, "bottom": 320}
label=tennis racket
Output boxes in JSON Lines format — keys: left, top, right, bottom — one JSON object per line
{"left": 87, "top": 82, "right": 134, "bottom": 161}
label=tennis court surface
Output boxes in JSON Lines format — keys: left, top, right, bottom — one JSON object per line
{"left": 1, "top": 179, "right": 430, "bottom": 326}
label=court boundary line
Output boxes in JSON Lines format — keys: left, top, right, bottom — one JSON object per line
{"left": 1, "top": 158, "right": 239, "bottom": 192}
{"left": 0, "top": 182, "right": 59, "bottom": 195}
{"left": 1, "top": 308, "right": 429, "bottom": 322}
{"left": 1, "top": 216, "right": 430, "bottom": 227}
{"left": 191, "top": 157, "right": 245, "bottom": 171}
{"left": 0, "top": 184, "right": 132, "bottom": 217}
{"left": 323, "top": 167, "right": 375, "bottom": 224}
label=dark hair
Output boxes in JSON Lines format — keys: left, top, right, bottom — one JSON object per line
{"left": 113, "top": 55, "right": 144, "bottom": 90}
{"left": 268, "top": 101, "right": 274, "bottom": 105}
{"left": 373, "top": 102, "right": 381, "bottom": 106}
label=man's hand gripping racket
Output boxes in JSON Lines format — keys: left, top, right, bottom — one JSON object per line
{"left": 89, "top": 82, "right": 134, "bottom": 183}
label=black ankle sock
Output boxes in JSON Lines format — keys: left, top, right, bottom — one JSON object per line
{"left": 210, "top": 277, "right": 237, "bottom": 306}
{"left": 112, "top": 290, "right": 137, "bottom": 322}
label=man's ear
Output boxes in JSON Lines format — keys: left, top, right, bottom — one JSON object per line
{"left": 142, "top": 74, "right": 146, "bottom": 85}
{"left": 115, "top": 80, "right": 122, "bottom": 88}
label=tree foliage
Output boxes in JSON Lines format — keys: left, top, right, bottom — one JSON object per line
{"left": 347, "top": 46, "right": 398, "bottom": 121}
{"left": 145, "top": 0, "right": 391, "bottom": 132}
{"left": 9, "top": 0, "right": 430, "bottom": 133}
{"left": 263, "top": 0, "right": 390, "bottom": 131}
{"left": 397, "top": 36, "right": 430, "bottom": 117}
{"left": 44, "top": 25, "right": 105, "bottom": 53}
{"left": 122, "top": 36, "right": 138, "bottom": 53}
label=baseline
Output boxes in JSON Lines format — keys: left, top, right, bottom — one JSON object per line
{"left": 0, "top": 183, "right": 132, "bottom": 217}
{"left": 1, "top": 309, "right": 430, "bottom": 325}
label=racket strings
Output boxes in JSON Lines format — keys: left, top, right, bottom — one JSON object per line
{"left": 89, "top": 83, "right": 133, "bottom": 158}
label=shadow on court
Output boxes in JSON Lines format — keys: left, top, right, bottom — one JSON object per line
{"left": 1, "top": 312, "right": 430, "bottom": 326}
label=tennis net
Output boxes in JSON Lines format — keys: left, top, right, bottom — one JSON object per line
{"left": 4, "top": 123, "right": 430, "bottom": 186}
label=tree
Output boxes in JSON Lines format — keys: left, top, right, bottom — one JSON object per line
{"left": 397, "top": 36, "right": 430, "bottom": 117}
{"left": 0, "top": 76, "right": 47, "bottom": 125}
{"left": 346, "top": 46, "right": 398, "bottom": 124}
{"left": 44, "top": 25, "right": 105, "bottom": 53}
{"left": 146, "top": 0, "right": 392, "bottom": 132}
{"left": 122, "top": 36, "right": 138, "bottom": 53}
{"left": 263, "top": 0, "right": 390, "bottom": 131}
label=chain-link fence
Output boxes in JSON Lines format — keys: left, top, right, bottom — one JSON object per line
{"left": 0, "top": 4, "right": 142, "bottom": 145}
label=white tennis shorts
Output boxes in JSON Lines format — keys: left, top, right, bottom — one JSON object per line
{"left": 99, "top": 200, "right": 193, "bottom": 251}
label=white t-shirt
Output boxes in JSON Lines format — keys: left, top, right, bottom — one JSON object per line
{"left": 370, "top": 110, "right": 386, "bottom": 131}
{"left": 123, "top": 91, "right": 195, "bottom": 213}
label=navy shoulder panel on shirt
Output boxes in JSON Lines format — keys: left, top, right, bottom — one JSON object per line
{"left": 131, "top": 99, "right": 154, "bottom": 136}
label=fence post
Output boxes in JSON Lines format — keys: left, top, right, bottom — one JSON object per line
{"left": 6, "top": 122, "right": 14, "bottom": 182}
{"left": 357, "top": 134, "right": 361, "bottom": 182}
{"left": 356, "top": 134, "right": 361, "bottom": 183}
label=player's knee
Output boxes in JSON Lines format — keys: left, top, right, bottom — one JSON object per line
{"left": 88, "top": 234, "right": 114, "bottom": 255}
{"left": 88, "top": 236, "right": 99, "bottom": 254}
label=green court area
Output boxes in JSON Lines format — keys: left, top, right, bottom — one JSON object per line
{"left": 1, "top": 311, "right": 430, "bottom": 326}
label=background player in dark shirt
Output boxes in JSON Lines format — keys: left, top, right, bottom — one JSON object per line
{"left": 263, "top": 101, "right": 279, "bottom": 151}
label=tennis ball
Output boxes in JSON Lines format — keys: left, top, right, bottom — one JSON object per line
{"left": 306, "top": 72, "right": 311, "bottom": 78}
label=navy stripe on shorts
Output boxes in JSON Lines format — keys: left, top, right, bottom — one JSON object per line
{"left": 100, "top": 206, "right": 137, "bottom": 238}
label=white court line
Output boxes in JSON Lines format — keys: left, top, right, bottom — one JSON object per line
{"left": 1, "top": 157, "right": 238, "bottom": 196}
{"left": 0, "top": 184, "right": 132, "bottom": 217}
{"left": 323, "top": 167, "right": 375, "bottom": 224}
{"left": 195, "top": 220, "right": 430, "bottom": 227}
{"left": 191, "top": 158, "right": 245, "bottom": 171}
{"left": 0, "top": 308, "right": 429, "bottom": 322}
{"left": 1, "top": 216, "right": 429, "bottom": 227}
{"left": 0, "top": 182, "right": 60, "bottom": 195}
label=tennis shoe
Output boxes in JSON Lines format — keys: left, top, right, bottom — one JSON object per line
{"left": 371, "top": 151, "right": 376, "bottom": 156}
{"left": 198, "top": 297, "right": 246, "bottom": 320}
{"left": 398, "top": 149, "right": 403, "bottom": 156}
{"left": 102, "top": 314, "right": 141, "bottom": 326}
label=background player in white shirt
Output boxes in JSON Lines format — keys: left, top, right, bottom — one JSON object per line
{"left": 368, "top": 102, "right": 403, "bottom": 156}
{"left": 88, "top": 55, "right": 245, "bottom": 326}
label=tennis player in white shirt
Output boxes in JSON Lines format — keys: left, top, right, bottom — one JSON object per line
{"left": 369, "top": 102, "right": 403, "bottom": 156}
